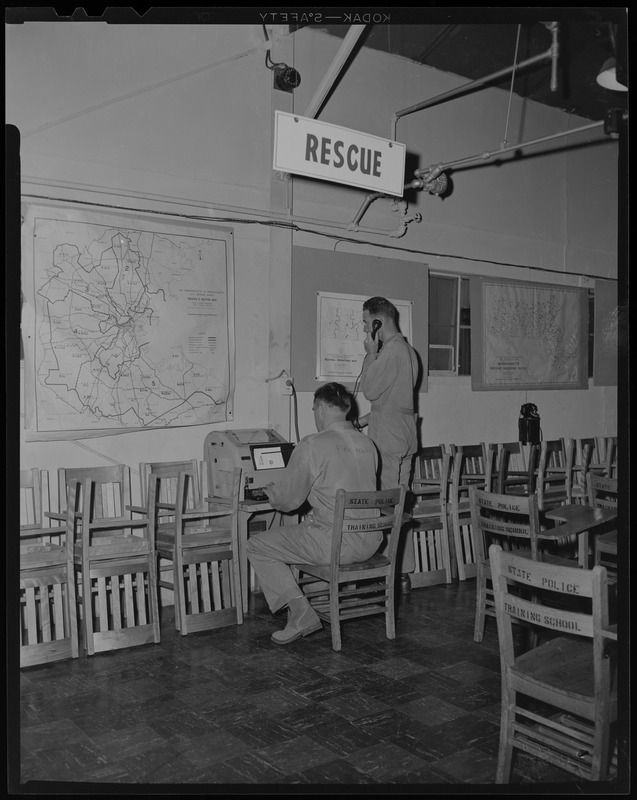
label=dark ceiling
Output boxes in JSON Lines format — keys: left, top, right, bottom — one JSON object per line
{"left": 312, "top": 16, "right": 628, "bottom": 123}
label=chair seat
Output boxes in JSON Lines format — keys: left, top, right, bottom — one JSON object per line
{"left": 295, "top": 552, "right": 391, "bottom": 577}
{"left": 512, "top": 636, "right": 617, "bottom": 713}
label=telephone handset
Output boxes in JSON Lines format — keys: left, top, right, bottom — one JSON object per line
{"left": 371, "top": 319, "right": 382, "bottom": 340}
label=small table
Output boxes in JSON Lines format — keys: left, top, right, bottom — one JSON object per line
{"left": 544, "top": 503, "right": 617, "bottom": 568}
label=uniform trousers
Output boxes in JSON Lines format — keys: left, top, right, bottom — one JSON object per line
{"left": 246, "top": 522, "right": 382, "bottom": 614}
{"left": 377, "top": 447, "right": 416, "bottom": 573}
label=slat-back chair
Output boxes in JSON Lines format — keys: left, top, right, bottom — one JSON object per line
{"left": 469, "top": 486, "right": 575, "bottom": 643}
{"left": 448, "top": 443, "right": 495, "bottom": 581}
{"left": 489, "top": 545, "right": 617, "bottom": 783}
{"left": 410, "top": 450, "right": 453, "bottom": 586}
{"left": 293, "top": 485, "right": 407, "bottom": 652}
{"left": 67, "top": 469, "right": 160, "bottom": 655}
{"left": 587, "top": 473, "right": 618, "bottom": 582}
{"left": 20, "top": 468, "right": 79, "bottom": 667}
{"left": 147, "top": 462, "right": 243, "bottom": 633}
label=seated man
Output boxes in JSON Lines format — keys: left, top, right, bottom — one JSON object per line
{"left": 247, "top": 382, "right": 379, "bottom": 645}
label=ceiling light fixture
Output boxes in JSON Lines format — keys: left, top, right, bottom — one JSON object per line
{"left": 596, "top": 57, "right": 627, "bottom": 92}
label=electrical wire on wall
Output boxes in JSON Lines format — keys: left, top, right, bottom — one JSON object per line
{"left": 22, "top": 191, "right": 618, "bottom": 283}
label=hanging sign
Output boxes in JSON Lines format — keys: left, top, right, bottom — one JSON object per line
{"left": 273, "top": 110, "right": 406, "bottom": 197}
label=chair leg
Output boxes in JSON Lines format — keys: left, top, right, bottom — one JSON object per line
{"left": 329, "top": 583, "right": 342, "bottom": 652}
{"left": 386, "top": 578, "right": 396, "bottom": 640}
{"left": 473, "top": 571, "right": 486, "bottom": 643}
{"left": 82, "top": 562, "right": 95, "bottom": 656}
{"left": 495, "top": 690, "right": 515, "bottom": 783}
{"left": 148, "top": 556, "right": 161, "bottom": 644}
{"left": 67, "top": 561, "right": 80, "bottom": 659}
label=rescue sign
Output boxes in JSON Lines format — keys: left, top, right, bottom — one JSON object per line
{"left": 273, "top": 111, "right": 406, "bottom": 197}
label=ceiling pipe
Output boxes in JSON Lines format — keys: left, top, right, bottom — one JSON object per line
{"left": 303, "top": 24, "right": 367, "bottom": 119}
{"left": 415, "top": 119, "right": 606, "bottom": 178}
{"left": 390, "top": 26, "right": 559, "bottom": 141}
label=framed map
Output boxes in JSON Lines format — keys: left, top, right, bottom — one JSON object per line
{"left": 316, "top": 291, "right": 413, "bottom": 382}
{"left": 22, "top": 203, "right": 235, "bottom": 438}
{"left": 471, "top": 277, "right": 588, "bottom": 391}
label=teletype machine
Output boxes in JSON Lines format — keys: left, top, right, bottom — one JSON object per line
{"left": 204, "top": 429, "right": 295, "bottom": 611}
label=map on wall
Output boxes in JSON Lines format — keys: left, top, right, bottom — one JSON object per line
{"left": 471, "top": 278, "right": 588, "bottom": 391}
{"left": 316, "top": 291, "right": 413, "bottom": 382}
{"left": 22, "top": 205, "right": 235, "bottom": 438}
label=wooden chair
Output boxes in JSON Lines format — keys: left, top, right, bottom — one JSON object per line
{"left": 489, "top": 544, "right": 618, "bottom": 783}
{"left": 20, "top": 469, "right": 79, "bottom": 667}
{"left": 535, "top": 438, "right": 575, "bottom": 513}
{"left": 588, "top": 473, "right": 618, "bottom": 582}
{"left": 447, "top": 443, "right": 495, "bottom": 581}
{"left": 568, "top": 439, "right": 595, "bottom": 503}
{"left": 409, "top": 447, "right": 453, "bottom": 586}
{"left": 469, "top": 486, "right": 576, "bottom": 643}
{"left": 604, "top": 437, "right": 618, "bottom": 478}
{"left": 67, "top": 469, "right": 161, "bottom": 655}
{"left": 489, "top": 441, "right": 535, "bottom": 496}
{"left": 145, "top": 461, "right": 243, "bottom": 634}
{"left": 292, "top": 485, "right": 407, "bottom": 652}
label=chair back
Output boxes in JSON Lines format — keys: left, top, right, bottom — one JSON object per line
{"left": 490, "top": 542, "right": 611, "bottom": 658}
{"left": 330, "top": 485, "right": 407, "bottom": 571}
{"left": 604, "top": 437, "right": 617, "bottom": 478}
{"left": 139, "top": 459, "right": 200, "bottom": 507}
{"left": 489, "top": 441, "right": 533, "bottom": 495}
{"left": 412, "top": 445, "right": 446, "bottom": 485}
{"left": 470, "top": 486, "right": 542, "bottom": 563}
{"left": 587, "top": 473, "right": 618, "bottom": 509}
{"left": 535, "top": 438, "right": 575, "bottom": 511}
{"left": 58, "top": 464, "right": 132, "bottom": 520}
{"left": 20, "top": 468, "right": 42, "bottom": 530}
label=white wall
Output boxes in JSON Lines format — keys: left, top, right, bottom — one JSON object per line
{"left": 7, "top": 22, "right": 619, "bottom": 482}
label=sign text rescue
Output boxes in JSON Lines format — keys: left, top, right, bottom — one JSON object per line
{"left": 305, "top": 134, "right": 383, "bottom": 178}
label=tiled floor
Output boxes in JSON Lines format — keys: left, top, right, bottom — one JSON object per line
{"left": 12, "top": 580, "right": 627, "bottom": 791}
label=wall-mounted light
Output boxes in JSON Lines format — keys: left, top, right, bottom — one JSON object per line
{"left": 274, "top": 65, "right": 301, "bottom": 93}
{"left": 596, "top": 57, "right": 627, "bottom": 92}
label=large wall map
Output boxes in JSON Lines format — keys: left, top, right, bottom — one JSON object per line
{"left": 22, "top": 205, "right": 235, "bottom": 436}
{"left": 471, "top": 278, "right": 588, "bottom": 391}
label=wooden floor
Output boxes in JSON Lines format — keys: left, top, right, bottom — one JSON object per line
{"left": 12, "top": 579, "right": 626, "bottom": 791}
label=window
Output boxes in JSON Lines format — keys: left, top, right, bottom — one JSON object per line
{"left": 428, "top": 275, "right": 594, "bottom": 379}
{"left": 428, "top": 273, "right": 470, "bottom": 375}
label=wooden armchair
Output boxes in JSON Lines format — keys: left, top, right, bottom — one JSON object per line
{"left": 66, "top": 467, "right": 161, "bottom": 655}
{"left": 144, "top": 461, "right": 243, "bottom": 634}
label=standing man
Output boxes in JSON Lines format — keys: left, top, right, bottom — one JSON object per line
{"left": 247, "top": 382, "right": 379, "bottom": 645}
{"left": 358, "top": 296, "right": 419, "bottom": 593}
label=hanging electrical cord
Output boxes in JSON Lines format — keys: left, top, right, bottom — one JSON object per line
{"left": 262, "top": 25, "right": 287, "bottom": 71}
{"left": 290, "top": 382, "right": 301, "bottom": 443}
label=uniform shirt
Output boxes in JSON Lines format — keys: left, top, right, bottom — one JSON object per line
{"left": 361, "top": 332, "right": 419, "bottom": 458}
{"left": 266, "top": 420, "right": 378, "bottom": 532}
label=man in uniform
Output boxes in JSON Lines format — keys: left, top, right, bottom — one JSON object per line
{"left": 247, "top": 382, "right": 379, "bottom": 644}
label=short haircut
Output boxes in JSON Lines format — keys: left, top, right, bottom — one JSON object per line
{"left": 314, "top": 382, "right": 352, "bottom": 412}
{"left": 363, "top": 296, "right": 398, "bottom": 323}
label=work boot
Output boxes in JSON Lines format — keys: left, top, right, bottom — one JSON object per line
{"left": 271, "top": 595, "right": 322, "bottom": 645}
{"left": 400, "top": 574, "right": 412, "bottom": 595}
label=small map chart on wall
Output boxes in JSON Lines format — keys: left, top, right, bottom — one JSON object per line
{"left": 22, "top": 204, "right": 235, "bottom": 438}
{"left": 316, "top": 291, "right": 413, "bottom": 382}
{"left": 471, "top": 277, "right": 587, "bottom": 391}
